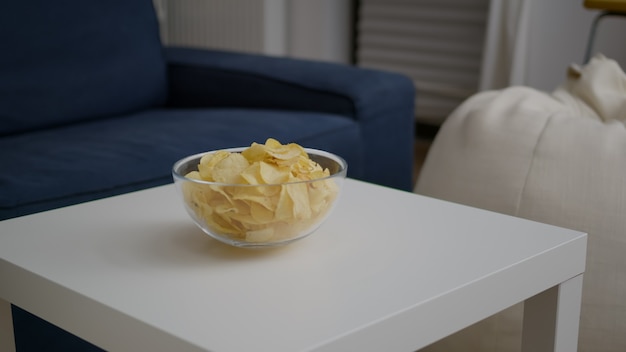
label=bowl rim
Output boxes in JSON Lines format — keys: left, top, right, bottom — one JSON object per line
{"left": 172, "top": 147, "right": 348, "bottom": 187}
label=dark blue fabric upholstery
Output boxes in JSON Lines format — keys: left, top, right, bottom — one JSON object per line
{"left": 1, "top": 1, "right": 415, "bottom": 351}
{"left": 165, "top": 47, "right": 416, "bottom": 191}
{"left": 12, "top": 307, "right": 104, "bottom": 352}
{"left": 0, "top": 0, "right": 167, "bottom": 136}
{"left": 0, "top": 108, "right": 363, "bottom": 220}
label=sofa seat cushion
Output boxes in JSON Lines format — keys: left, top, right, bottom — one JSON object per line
{"left": 0, "top": 108, "right": 362, "bottom": 220}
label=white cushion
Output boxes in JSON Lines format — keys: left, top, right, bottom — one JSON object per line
{"left": 415, "top": 55, "right": 626, "bottom": 352}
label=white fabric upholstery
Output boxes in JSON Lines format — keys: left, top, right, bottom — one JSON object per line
{"left": 415, "top": 55, "right": 626, "bottom": 352}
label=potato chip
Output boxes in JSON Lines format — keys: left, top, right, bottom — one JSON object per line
{"left": 286, "top": 180, "right": 311, "bottom": 220}
{"left": 259, "top": 161, "right": 290, "bottom": 184}
{"left": 185, "top": 171, "right": 202, "bottom": 180}
{"left": 249, "top": 202, "right": 274, "bottom": 223}
{"left": 240, "top": 142, "right": 267, "bottom": 163}
{"left": 245, "top": 227, "right": 274, "bottom": 242}
{"left": 198, "top": 150, "right": 230, "bottom": 181}
{"left": 211, "top": 152, "right": 249, "bottom": 183}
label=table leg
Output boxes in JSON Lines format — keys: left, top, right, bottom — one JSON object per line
{"left": 521, "top": 274, "right": 584, "bottom": 352}
{"left": 0, "top": 298, "right": 16, "bottom": 352}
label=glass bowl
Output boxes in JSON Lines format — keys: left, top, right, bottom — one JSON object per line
{"left": 172, "top": 147, "right": 347, "bottom": 248}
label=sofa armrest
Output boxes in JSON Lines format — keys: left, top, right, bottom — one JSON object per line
{"left": 164, "top": 47, "right": 416, "bottom": 191}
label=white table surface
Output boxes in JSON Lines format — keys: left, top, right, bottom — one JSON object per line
{"left": 0, "top": 179, "right": 587, "bottom": 352}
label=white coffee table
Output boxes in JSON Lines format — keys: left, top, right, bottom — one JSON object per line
{"left": 0, "top": 179, "right": 586, "bottom": 352}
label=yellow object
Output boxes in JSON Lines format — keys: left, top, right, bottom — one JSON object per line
{"left": 583, "top": 0, "right": 626, "bottom": 63}
{"left": 584, "top": 0, "right": 626, "bottom": 12}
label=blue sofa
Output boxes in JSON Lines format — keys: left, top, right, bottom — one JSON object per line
{"left": 1, "top": 0, "right": 415, "bottom": 350}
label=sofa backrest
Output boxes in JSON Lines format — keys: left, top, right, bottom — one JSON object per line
{"left": 0, "top": 0, "right": 167, "bottom": 136}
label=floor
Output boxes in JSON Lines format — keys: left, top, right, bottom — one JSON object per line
{"left": 412, "top": 123, "right": 438, "bottom": 189}
{"left": 412, "top": 137, "right": 432, "bottom": 189}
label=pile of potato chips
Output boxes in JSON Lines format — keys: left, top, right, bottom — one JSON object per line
{"left": 182, "top": 138, "right": 340, "bottom": 243}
